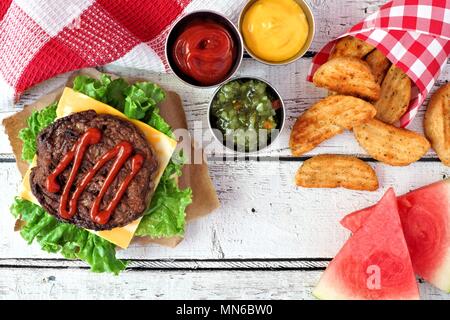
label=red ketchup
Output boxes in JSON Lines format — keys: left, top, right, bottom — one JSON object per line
{"left": 172, "top": 21, "right": 236, "bottom": 85}
{"left": 46, "top": 128, "right": 144, "bottom": 225}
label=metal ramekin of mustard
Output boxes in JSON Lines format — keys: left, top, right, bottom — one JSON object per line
{"left": 239, "top": 0, "right": 315, "bottom": 65}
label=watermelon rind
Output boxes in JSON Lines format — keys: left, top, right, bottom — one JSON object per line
{"left": 313, "top": 281, "right": 350, "bottom": 300}
{"left": 429, "top": 250, "right": 450, "bottom": 293}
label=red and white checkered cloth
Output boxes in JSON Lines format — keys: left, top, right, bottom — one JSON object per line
{"left": 0, "top": 0, "right": 245, "bottom": 110}
{"left": 308, "top": 0, "right": 450, "bottom": 127}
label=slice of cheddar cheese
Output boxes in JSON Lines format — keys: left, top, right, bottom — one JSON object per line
{"left": 19, "top": 87, "right": 177, "bottom": 249}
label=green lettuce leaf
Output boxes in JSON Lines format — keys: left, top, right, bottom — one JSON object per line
{"left": 136, "top": 158, "right": 192, "bottom": 238}
{"left": 147, "top": 106, "right": 173, "bottom": 137}
{"left": 11, "top": 198, "right": 126, "bottom": 274}
{"left": 124, "top": 82, "right": 166, "bottom": 120}
{"left": 106, "top": 78, "right": 128, "bottom": 112}
{"left": 18, "top": 103, "right": 57, "bottom": 163}
{"left": 73, "top": 74, "right": 166, "bottom": 119}
{"left": 72, "top": 74, "right": 111, "bottom": 103}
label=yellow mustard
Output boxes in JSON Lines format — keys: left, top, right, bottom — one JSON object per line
{"left": 242, "top": 0, "right": 309, "bottom": 62}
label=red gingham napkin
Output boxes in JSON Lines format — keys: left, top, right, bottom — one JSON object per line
{"left": 307, "top": 0, "right": 450, "bottom": 127}
{"left": 0, "top": 0, "right": 244, "bottom": 110}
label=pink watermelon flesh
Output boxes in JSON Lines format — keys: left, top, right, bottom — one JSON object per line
{"left": 341, "top": 180, "right": 450, "bottom": 292}
{"left": 314, "top": 189, "right": 419, "bottom": 300}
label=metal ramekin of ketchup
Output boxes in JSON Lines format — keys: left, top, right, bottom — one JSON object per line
{"left": 166, "top": 11, "right": 244, "bottom": 88}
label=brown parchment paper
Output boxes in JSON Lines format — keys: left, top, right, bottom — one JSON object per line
{"left": 2, "top": 68, "right": 220, "bottom": 248}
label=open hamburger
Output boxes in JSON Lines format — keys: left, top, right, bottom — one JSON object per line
{"left": 10, "top": 74, "right": 193, "bottom": 274}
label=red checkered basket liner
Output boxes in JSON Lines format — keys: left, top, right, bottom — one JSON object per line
{"left": 307, "top": 0, "right": 450, "bottom": 127}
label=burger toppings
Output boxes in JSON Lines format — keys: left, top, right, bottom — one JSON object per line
{"left": 30, "top": 110, "right": 158, "bottom": 231}
{"left": 172, "top": 20, "right": 237, "bottom": 86}
{"left": 211, "top": 79, "right": 278, "bottom": 151}
{"left": 46, "top": 127, "right": 145, "bottom": 225}
{"left": 13, "top": 74, "right": 192, "bottom": 274}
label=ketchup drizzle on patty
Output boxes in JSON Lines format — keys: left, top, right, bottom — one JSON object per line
{"left": 46, "top": 127, "right": 144, "bottom": 225}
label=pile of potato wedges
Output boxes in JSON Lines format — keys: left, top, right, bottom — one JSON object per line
{"left": 291, "top": 36, "right": 449, "bottom": 192}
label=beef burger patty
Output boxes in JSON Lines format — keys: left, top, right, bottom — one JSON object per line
{"left": 30, "top": 110, "right": 158, "bottom": 231}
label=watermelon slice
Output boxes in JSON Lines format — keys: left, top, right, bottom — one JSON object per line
{"left": 341, "top": 180, "right": 450, "bottom": 292}
{"left": 314, "top": 189, "right": 419, "bottom": 300}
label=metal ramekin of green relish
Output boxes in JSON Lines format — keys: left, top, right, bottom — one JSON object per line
{"left": 208, "top": 77, "right": 286, "bottom": 153}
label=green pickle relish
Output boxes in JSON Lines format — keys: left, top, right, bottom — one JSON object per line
{"left": 211, "top": 79, "right": 279, "bottom": 151}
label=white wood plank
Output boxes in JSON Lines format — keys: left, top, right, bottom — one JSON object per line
{"left": 0, "top": 268, "right": 447, "bottom": 300}
{"left": 2, "top": 58, "right": 447, "bottom": 158}
{"left": 1, "top": 160, "right": 450, "bottom": 260}
{"left": 102, "top": 60, "right": 450, "bottom": 158}
{"left": 0, "top": 0, "right": 448, "bottom": 301}
{"left": 0, "top": 72, "right": 74, "bottom": 155}
{"left": 0, "top": 112, "right": 14, "bottom": 155}
{"left": 0, "top": 258, "right": 329, "bottom": 269}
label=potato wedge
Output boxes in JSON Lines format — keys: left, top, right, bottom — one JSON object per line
{"left": 354, "top": 119, "right": 430, "bottom": 166}
{"left": 365, "top": 49, "right": 391, "bottom": 85}
{"left": 374, "top": 64, "right": 411, "bottom": 124}
{"left": 295, "top": 154, "right": 379, "bottom": 191}
{"left": 330, "top": 36, "right": 375, "bottom": 59}
{"left": 424, "top": 84, "right": 450, "bottom": 166}
{"left": 290, "top": 95, "right": 376, "bottom": 156}
{"left": 313, "top": 57, "right": 381, "bottom": 101}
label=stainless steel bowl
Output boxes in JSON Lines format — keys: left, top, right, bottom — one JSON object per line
{"left": 165, "top": 10, "right": 244, "bottom": 88}
{"left": 208, "top": 76, "right": 286, "bottom": 154}
{"left": 238, "top": 0, "right": 315, "bottom": 66}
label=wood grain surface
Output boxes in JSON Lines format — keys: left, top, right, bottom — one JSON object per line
{"left": 0, "top": 0, "right": 449, "bottom": 300}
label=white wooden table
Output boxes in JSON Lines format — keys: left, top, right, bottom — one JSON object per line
{"left": 0, "top": 0, "right": 449, "bottom": 300}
